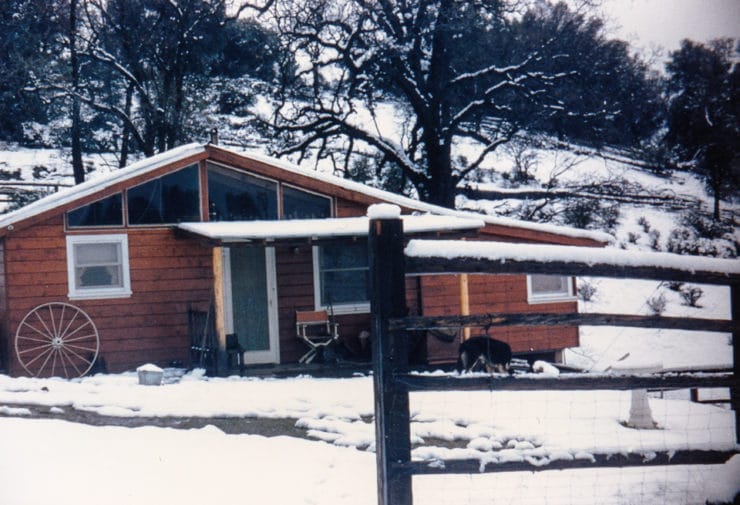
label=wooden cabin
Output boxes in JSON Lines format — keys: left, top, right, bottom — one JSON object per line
{"left": 0, "top": 143, "right": 609, "bottom": 377}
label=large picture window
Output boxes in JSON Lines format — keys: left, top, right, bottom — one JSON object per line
{"left": 313, "top": 241, "right": 369, "bottom": 313}
{"left": 66, "top": 234, "right": 131, "bottom": 300}
{"left": 527, "top": 275, "right": 575, "bottom": 303}
{"left": 127, "top": 165, "right": 200, "bottom": 225}
{"left": 207, "top": 164, "right": 278, "bottom": 221}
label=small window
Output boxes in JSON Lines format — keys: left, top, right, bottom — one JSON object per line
{"left": 127, "top": 165, "right": 200, "bottom": 225}
{"left": 282, "top": 186, "right": 331, "bottom": 219}
{"left": 207, "top": 164, "right": 278, "bottom": 221}
{"left": 313, "top": 241, "right": 369, "bottom": 314}
{"left": 527, "top": 275, "right": 575, "bottom": 303}
{"left": 66, "top": 234, "right": 131, "bottom": 299}
{"left": 67, "top": 193, "right": 123, "bottom": 228}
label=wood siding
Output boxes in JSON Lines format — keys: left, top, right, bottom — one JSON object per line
{"left": 3, "top": 215, "right": 212, "bottom": 375}
{"left": 421, "top": 274, "right": 578, "bottom": 363}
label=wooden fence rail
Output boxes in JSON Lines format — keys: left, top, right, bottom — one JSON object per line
{"left": 369, "top": 215, "right": 740, "bottom": 505}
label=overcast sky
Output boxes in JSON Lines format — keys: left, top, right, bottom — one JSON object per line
{"left": 599, "top": 0, "right": 739, "bottom": 58}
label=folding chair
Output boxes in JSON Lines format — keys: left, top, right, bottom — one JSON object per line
{"left": 295, "top": 310, "right": 339, "bottom": 364}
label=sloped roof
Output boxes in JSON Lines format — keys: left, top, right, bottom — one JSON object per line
{"left": 0, "top": 142, "right": 612, "bottom": 244}
{"left": 0, "top": 143, "right": 206, "bottom": 233}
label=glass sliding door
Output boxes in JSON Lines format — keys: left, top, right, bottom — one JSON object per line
{"left": 223, "top": 246, "right": 279, "bottom": 364}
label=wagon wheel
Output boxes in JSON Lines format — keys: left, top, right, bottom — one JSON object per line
{"left": 15, "top": 302, "right": 100, "bottom": 378}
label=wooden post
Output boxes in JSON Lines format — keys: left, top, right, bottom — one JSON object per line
{"left": 732, "top": 283, "right": 739, "bottom": 444}
{"left": 212, "top": 247, "right": 229, "bottom": 376}
{"left": 459, "top": 273, "right": 470, "bottom": 341}
{"left": 369, "top": 214, "right": 412, "bottom": 505}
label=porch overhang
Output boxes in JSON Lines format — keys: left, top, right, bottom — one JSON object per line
{"left": 177, "top": 215, "right": 485, "bottom": 245}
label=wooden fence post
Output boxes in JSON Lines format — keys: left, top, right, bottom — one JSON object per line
{"left": 369, "top": 213, "right": 412, "bottom": 505}
{"left": 732, "top": 283, "right": 739, "bottom": 444}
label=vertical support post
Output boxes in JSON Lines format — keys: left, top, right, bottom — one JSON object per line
{"left": 212, "top": 246, "right": 228, "bottom": 376}
{"left": 369, "top": 212, "right": 412, "bottom": 505}
{"left": 731, "top": 283, "right": 739, "bottom": 444}
{"left": 459, "top": 273, "right": 471, "bottom": 341}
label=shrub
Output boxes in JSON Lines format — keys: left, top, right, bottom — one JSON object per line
{"left": 637, "top": 216, "right": 651, "bottom": 233}
{"left": 578, "top": 281, "right": 597, "bottom": 302}
{"left": 561, "top": 199, "right": 620, "bottom": 232}
{"left": 679, "top": 286, "right": 703, "bottom": 308}
{"left": 647, "top": 229, "right": 661, "bottom": 251}
{"left": 646, "top": 293, "right": 667, "bottom": 315}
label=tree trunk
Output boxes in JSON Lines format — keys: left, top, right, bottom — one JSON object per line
{"left": 69, "top": 0, "right": 84, "bottom": 184}
{"left": 424, "top": 138, "right": 456, "bottom": 208}
{"left": 119, "top": 83, "right": 134, "bottom": 168}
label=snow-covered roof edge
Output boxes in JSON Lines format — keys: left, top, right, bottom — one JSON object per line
{"left": 0, "top": 143, "right": 206, "bottom": 231}
{"left": 219, "top": 146, "right": 613, "bottom": 244}
{"left": 177, "top": 215, "right": 485, "bottom": 242}
{"left": 405, "top": 240, "right": 740, "bottom": 276}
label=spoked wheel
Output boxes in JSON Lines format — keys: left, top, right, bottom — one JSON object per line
{"left": 15, "top": 302, "right": 100, "bottom": 378}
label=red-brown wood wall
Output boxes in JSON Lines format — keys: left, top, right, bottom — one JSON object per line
{"left": 1, "top": 214, "right": 213, "bottom": 375}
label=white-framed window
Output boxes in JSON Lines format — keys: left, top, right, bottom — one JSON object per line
{"left": 312, "top": 241, "right": 369, "bottom": 314}
{"left": 527, "top": 275, "right": 575, "bottom": 303}
{"left": 66, "top": 234, "right": 132, "bottom": 300}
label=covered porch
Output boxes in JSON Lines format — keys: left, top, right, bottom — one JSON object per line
{"left": 177, "top": 214, "right": 484, "bottom": 375}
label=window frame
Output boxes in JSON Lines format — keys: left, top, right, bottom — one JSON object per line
{"left": 312, "top": 243, "right": 370, "bottom": 315}
{"left": 526, "top": 275, "right": 576, "bottom": 304}
{"left": 66, "top": 234, "right": 132, "bottom": 300}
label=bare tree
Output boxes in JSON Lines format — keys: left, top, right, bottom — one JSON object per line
{"left": 263, "top": 0, "right": 630, "bottom": 208}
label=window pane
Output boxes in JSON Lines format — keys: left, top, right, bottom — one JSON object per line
{"left": 76, "top": 265, "right": 123, "bottom": 288}
{"left": 74, "top": 243, "right": 120, "bottom": 265}
{"left": 320, "top": 242, "right": 367, "bottom": 270}
{"left": 128, "top": 165, "right": 200, "bottom": 225}
{"left": 67, "top": 193, "right": 123, "bottom": 227}
{"left": 319, "top": 241, "right": 369, "bottom": 306}
{"left": 207, "top": 164, "right": 277, "bottom": 221}
{"left": 531, "top": 275, "right": 569, "bottom": 295}
{"left": 321, "top": 270, "right": 369, "bottom": 305}
{"left": 283, "top": 186, "right": 331, "bottom": 219}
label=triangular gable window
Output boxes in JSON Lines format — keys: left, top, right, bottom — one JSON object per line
{"left": 128, "top": 164, "right": 200, "bottom": 225}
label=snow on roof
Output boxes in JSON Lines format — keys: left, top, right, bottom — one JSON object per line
{"left": 0, "top": 143, "right": 206, "bottom": 231}
{"left": 405, "top": 239, "right": 740, "bottom": 276}
{"left": 0, "top": 142, "right": 610, "bottom": 243}
{"left": 178, "top": 215, "right": 484, "bottom": 242}
{"left": 223, "top": 146, "right": 613, "bottom": 244}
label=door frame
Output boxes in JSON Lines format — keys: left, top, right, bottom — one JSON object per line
{"left": 222, "top": 246, "right": 280, "bottom": 364}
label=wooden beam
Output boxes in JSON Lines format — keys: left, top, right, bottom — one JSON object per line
{"left": 394, "top": 371, "right": 735, "bottom": 393}
{"left": 732, "top": 283, "right": 739, "bottom": 443}
{"left": 212, "top": 246, "right": 228, "bottom": 375}
{"left": 459, "top": 273, "right": 470, "bottom": 341}
{"left": 406, "top": 256, "right": 740, "bottom": 286}
{"left": 398, "top": 450, "right": 738, "bottom": 476}
{"left": 370, "top": 215, "right": 412, "bottom": 505}
{"left": 392, "top": 312, "right": 738, "bottom": 333}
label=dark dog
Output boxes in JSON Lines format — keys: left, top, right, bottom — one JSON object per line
{"left": 456, "top": 336, "right": 512, "bottom": 374}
